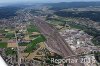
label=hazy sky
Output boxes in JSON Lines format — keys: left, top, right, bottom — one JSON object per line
{"left": 0, "top": 0, "right": 100, "bottom": 4}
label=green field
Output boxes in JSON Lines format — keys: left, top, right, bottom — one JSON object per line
{"left": 47, "top": 18, "right": 66, "bottom": 26}
{"left": 0, "top": 30, "right": 8, "bottom": 33}
{"left": 5, "top": 48, "right": 17, "bottom": 56}
{"left": 27, "top": 25, "right": 39, "bottom": 33}
{"left": 24, "top": 35, "right": 46, "bottom": 53}
{"left": 19, "top": 34, "right": 42, "bottom": 46}
{"left": 47, "top": 16, "right": 72, "bottom": 26}
{"left": 0, "top": 42, "right": 7, "bottom": 48}
{"left": 48, "top": 20, "right": 64, "bottom": 25}
{"left": 18, "top": 42, "right": 30, "bottom": 46}
{"left": 5, "top": 33, "right": 15, "bottom": 39}
{"left": 29, "top": 34, "right": 40, "bottom": 38}
{"left": 92, "top": 37, "right": 100, "bottom": 46}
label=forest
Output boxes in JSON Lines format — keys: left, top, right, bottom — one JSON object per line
{"left": 54, "top": 11, "right": 100, "bottom": 22}
{"left": 47, "top": 2, "right": 100, "bottom": 10}
{"left": 0, "top": 6, "right": 21, "bottom": 19}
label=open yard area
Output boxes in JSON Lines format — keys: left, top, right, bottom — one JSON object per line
{"left": 27, "top": 25, "right": 39, "bottom": 33}
{"left": 5, "top": 48, "right": 17, "bottom": 56}
{"left": 24, "top": 35, "right": 46, "bottom": 53}
{"left": 0, "top": 42, "right": 7, "bottom": 48}
{"left": 0, "top": 29, "right": 8, "bottom": 33}
{"left": 5, "top": 33, "right": 15, "bottom": 39}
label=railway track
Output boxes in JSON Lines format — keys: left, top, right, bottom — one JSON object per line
{"left": 32, "top": 16, "right": 84, "bottom": 66}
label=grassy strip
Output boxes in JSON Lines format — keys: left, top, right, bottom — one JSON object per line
{"left": 0, "top": 42, "right": 7, "bottom": 48}
{"left": 29, "top": 34, "right": 40, "bottom": 38}
{"left": 94, "top": 52, "right": 100, "bottom": 63}
{"left": 0, "top": 30, "right": 8, "bottom": 33}
{"left": 92, "top": 37, "right": 100, "bottom": 46}
{"left": 27, "top": 25, "right": 39, "bottom": 33}
{"left": 5, "top": 33, "right": 15, "bottom": 39}
{"left": 24, "top": 35, "right": 46, "bottom": 53}
{"left": 47, "top": 17, "right": 66, "bottom": 26}
{"left": 5, "top": 48, "right": 17, "bottom": 56}
{"left": 18, "top": 42, "right": 30, "bottom": 46}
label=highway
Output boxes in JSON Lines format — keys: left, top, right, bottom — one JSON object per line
{"left": 33, "top": 16, "right": 84, "bottom": 66}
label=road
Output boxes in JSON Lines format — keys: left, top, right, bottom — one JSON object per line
{"left": 15, "top": 29, "right": 21, "bottom": 66}
{"left": 33, "top": 16, "right": 84, "bottom": 66}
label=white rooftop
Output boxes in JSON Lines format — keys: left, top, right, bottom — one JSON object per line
{"left": 0, "top": 56, "right": 7, "bottom": 66}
